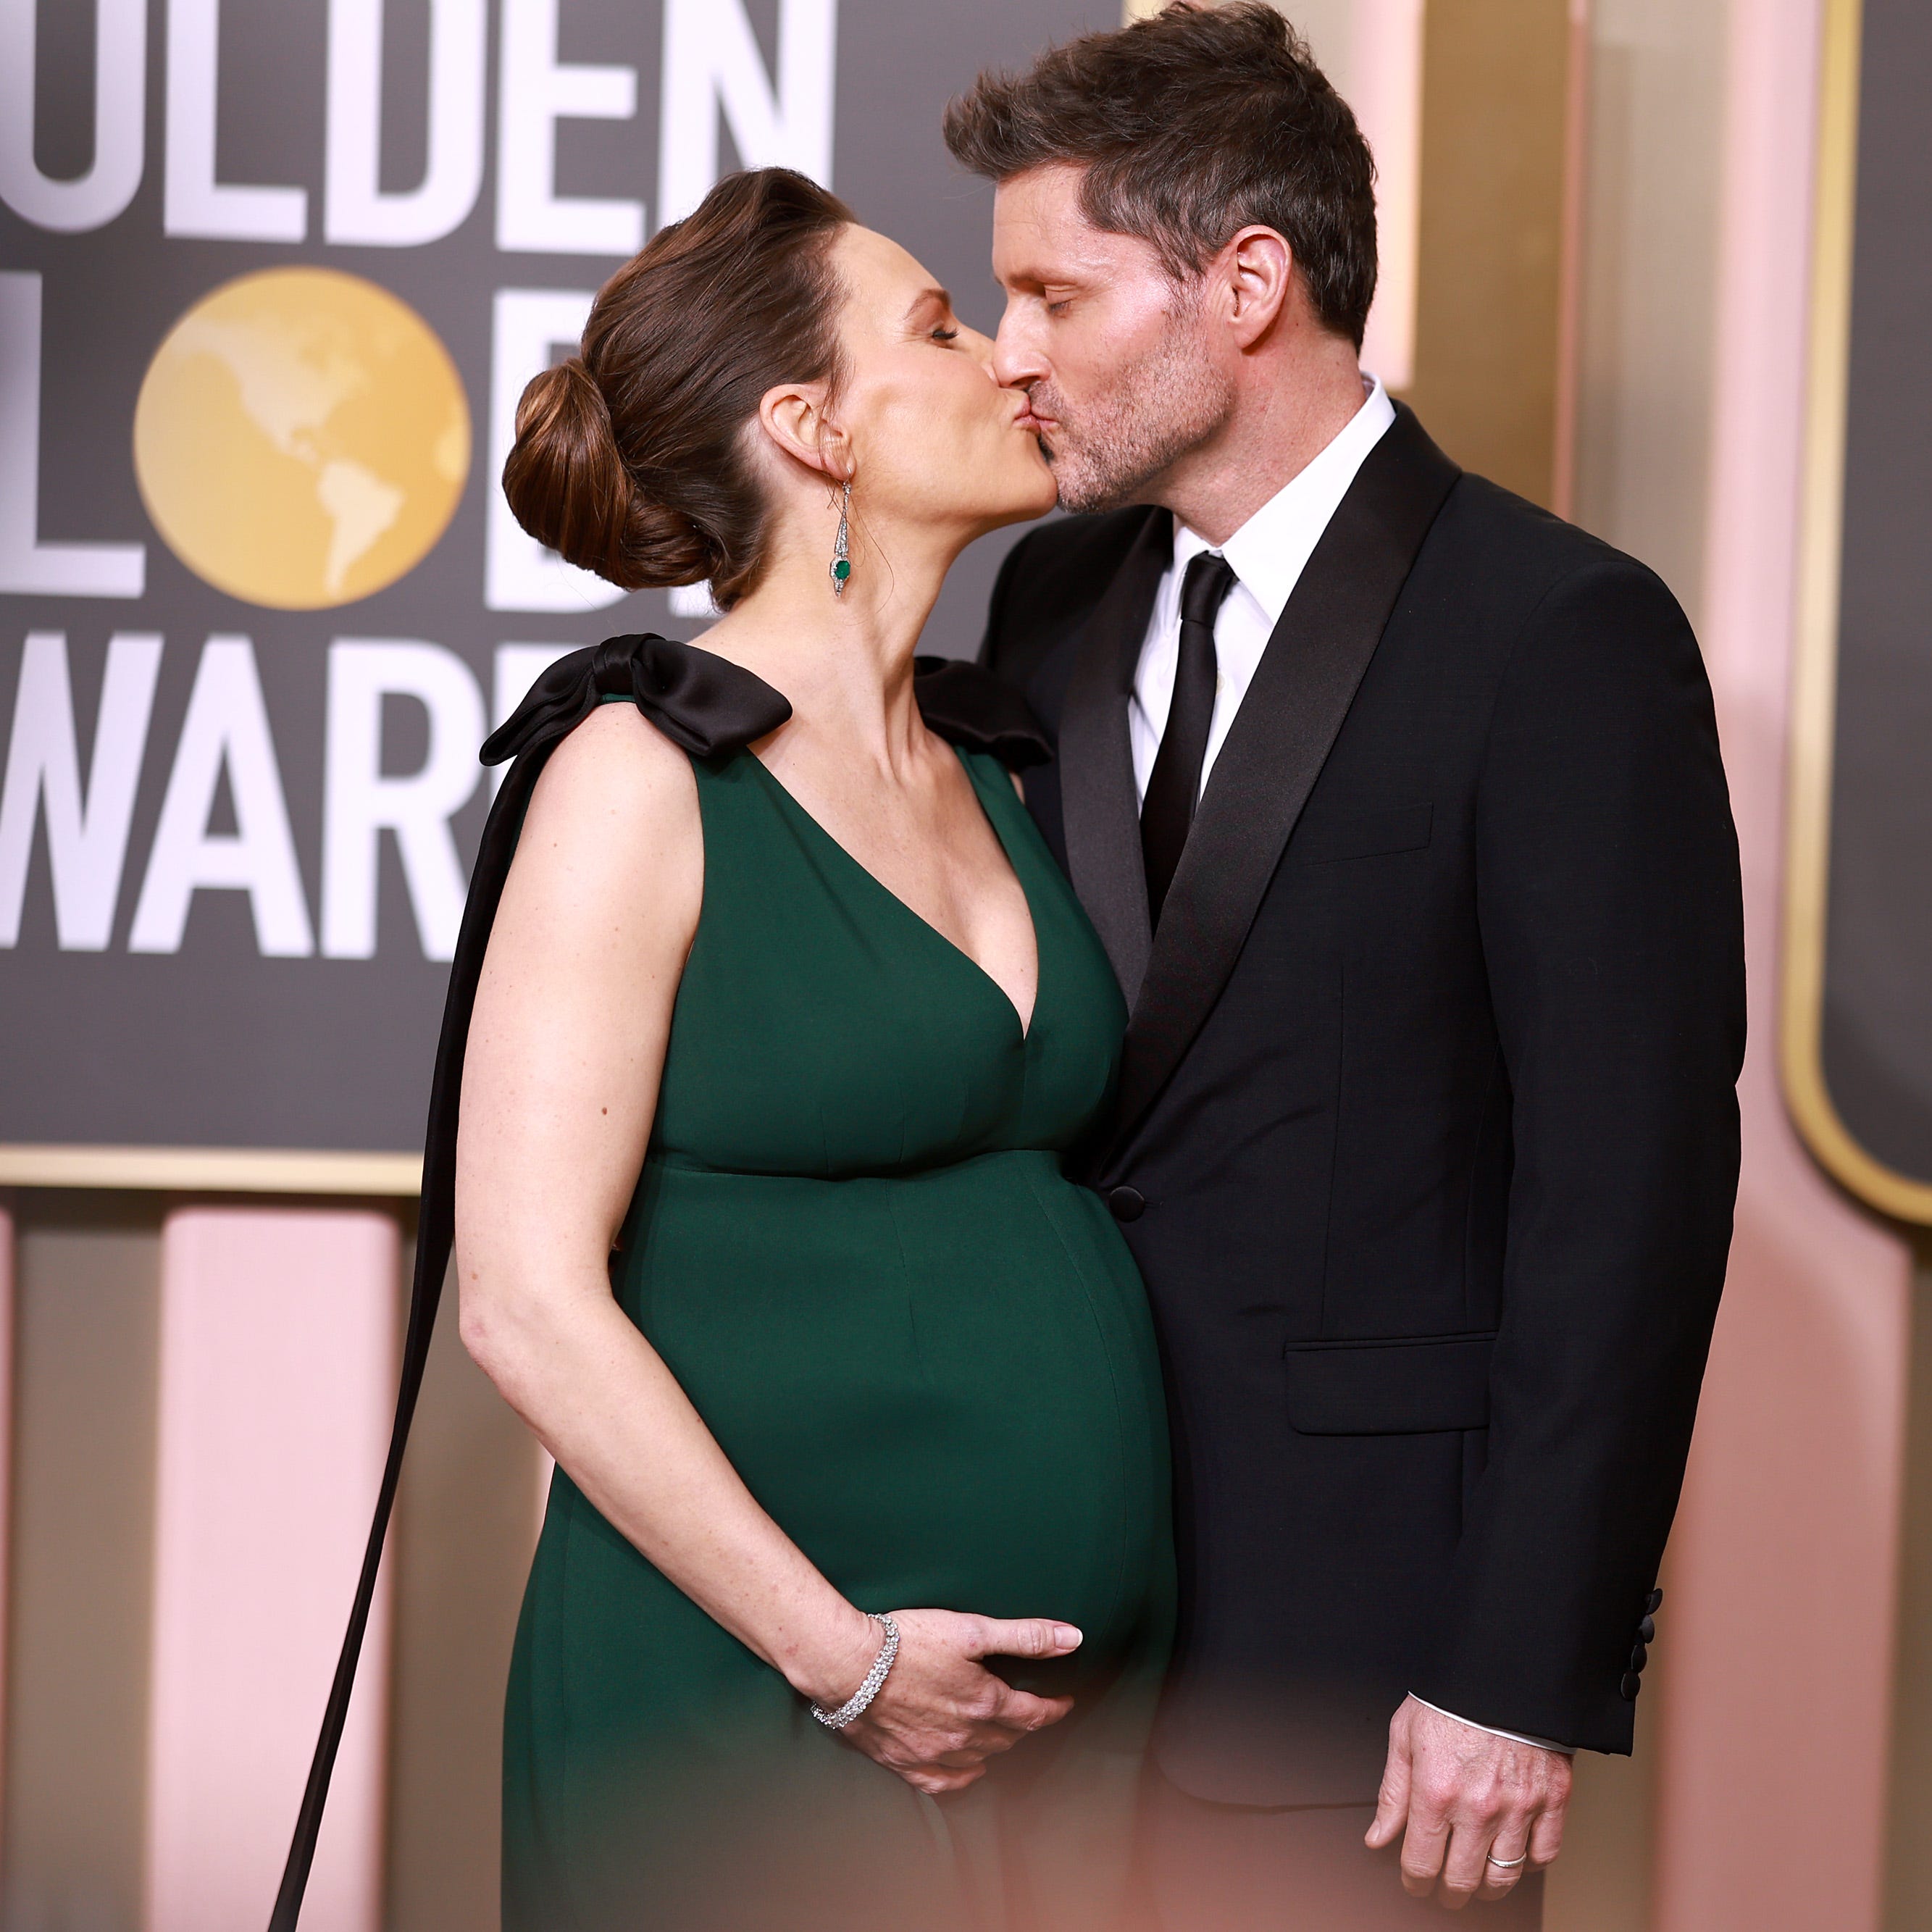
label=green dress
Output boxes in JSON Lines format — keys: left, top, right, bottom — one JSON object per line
{"left": 501, "top": 735, "right": 1174, "bottom": 1932}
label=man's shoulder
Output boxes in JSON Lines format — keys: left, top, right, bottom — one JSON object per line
{"left": 1429, "top": 471, "right": 1684, "bottom": 619}
{"left": 982, "top": 507, "right": 1158, "bottom": 679}
{"left": 1415, "top": 472, "right": 1707, "bottom": 732}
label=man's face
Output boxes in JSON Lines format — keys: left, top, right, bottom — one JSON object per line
{"left": 990, "top": 164, "right": 1231, "bottom": 514}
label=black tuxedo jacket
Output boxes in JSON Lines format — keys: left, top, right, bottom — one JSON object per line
{"left": 982, "top": 406, "right": 1745, "bottom": 1806}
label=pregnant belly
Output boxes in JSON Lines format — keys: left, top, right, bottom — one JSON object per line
{"left": 619, "top": 1152, "right": 1170, "bottom": 1676}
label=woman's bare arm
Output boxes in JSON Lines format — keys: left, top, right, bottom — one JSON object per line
{"left": 455, "top": 706, "right": 1077, "bottom": 1791}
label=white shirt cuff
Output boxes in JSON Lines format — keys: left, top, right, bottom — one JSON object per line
{"left": 1409, "top": 1694, "right": 1575, "bottom": 1756}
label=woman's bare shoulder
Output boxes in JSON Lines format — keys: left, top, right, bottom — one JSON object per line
{"left": 526, "top": 701, "right": 698, "bottom": 832}
{"left": 508, "top": 702, "right": 703, "bottom": 924}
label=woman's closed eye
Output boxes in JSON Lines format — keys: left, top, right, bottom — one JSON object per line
{"left": 930, "top": 324, "right": 960, "bottom": 343}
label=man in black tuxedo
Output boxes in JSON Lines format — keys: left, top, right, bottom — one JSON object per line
{"left": 947, "top": 6, "right": 1744, "bottom": 1925}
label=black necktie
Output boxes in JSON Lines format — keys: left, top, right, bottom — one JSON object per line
{"left": 1142, "top": 551, "right": 1237, "bottom": 927}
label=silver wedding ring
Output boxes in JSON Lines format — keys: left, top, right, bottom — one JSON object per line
{"left": 1486, "top": 1851, "right": 1529, "bottom": 1870}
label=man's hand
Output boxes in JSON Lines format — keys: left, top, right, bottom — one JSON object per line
{"left": 1365, "top": 1695, "right": 1572, "bottom": 1910}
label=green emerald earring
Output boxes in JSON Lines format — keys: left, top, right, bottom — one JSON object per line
{"left": 829, "top": 478, "right": 851, "bottom": 595}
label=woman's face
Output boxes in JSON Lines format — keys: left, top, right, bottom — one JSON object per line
{"left": 824, "top": 224, "right": 1057, "bottom": 541}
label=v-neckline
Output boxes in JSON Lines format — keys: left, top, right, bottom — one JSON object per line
{"left": 745, "top": 746, "right": 1042, "bottom": 1043}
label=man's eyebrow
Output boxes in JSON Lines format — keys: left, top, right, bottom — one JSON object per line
{"left": 995, "top": 265, "right": 1082, "bottom": 290}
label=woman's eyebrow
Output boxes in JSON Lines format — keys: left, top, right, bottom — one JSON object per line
{"left": 904, "top": 284, "right": 953, "bottom": 322}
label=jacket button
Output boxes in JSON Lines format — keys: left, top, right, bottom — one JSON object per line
{"left": 1647, "top": 1587, "right": 1665, "bottom": 1614}
{"left": 1629, "top": 1642, "right": 1648, "bottom": 1673}
{"left": 1638, "top": 1615, "right": 1656, "bottom": 1644}
{"left": 1107, "top": 1186, "right": 1145, "bottom": 1223}
{"left": 1621, "top": 1672, "right": 1642, "bottom": 1701}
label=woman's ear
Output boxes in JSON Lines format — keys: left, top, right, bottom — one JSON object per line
{"left": 757, "top": 381, "right": 850, "bottom": 482}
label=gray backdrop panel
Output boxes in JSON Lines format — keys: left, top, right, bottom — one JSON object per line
{"left": 1821, "top": 0, "right": 1932, "bottom": 1186}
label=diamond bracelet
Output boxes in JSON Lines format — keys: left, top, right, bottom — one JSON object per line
{"left": 809, "top": 1613, "right": 901, "bottom": 1730}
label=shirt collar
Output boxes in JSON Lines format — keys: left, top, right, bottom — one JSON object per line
{"left": 1171, "top": 375, "right": 1398, "bottom": 625}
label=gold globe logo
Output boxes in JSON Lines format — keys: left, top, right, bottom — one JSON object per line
{"left": 133, "top": 267, "right": 470, "bottom": 611}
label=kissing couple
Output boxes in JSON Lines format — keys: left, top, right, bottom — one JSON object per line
{"left": 280, "top": 5, "right": 1744, "bottom": 1929}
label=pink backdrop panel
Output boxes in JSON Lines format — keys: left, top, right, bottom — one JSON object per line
{"left": 1657, "top": 2, "right": 1913, "bottom": 1928}
{"left": 143, "top": 1208, "right": 398, "bottom": 1932}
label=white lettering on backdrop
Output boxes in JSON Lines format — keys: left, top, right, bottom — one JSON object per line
{"left": 0, "top": 636, "right": 555, "bottom": 959}
{"left": 495, "top": 0, "right": 646, "bottom": 255}
{"left": 164, "top": 0, "right": 311, "bottom": 242}
{"left": 6, "top": 0, "right": 842, "bottom": 250}
{"left": 0, "top": 275, "right": 147, "bottom": 598}
{"left": 0, "top": 632, "right": 162, "bottom": 950}
{"left": 658, "top": 0, "right": 837, "bottom": 228}
{"left": 130, "top": 637, "right": 314, "bottom": 958}
{"left": 0, "top": 0, "right": 149, "bottom": 233}
{"left": 322, "top": 640, "right": 486, "bottom": 962}
{"left": 325, "top": 0, "right": 490, "bottom": 248}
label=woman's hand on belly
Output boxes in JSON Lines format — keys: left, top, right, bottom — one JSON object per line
{"left": 834, "top": 1610, "right": 1083, "bottom": 1796}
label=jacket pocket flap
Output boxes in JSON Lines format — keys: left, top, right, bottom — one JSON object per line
{"left": 1284, "top": 1331, "right": 1495, "bottom": 1434}
{"left": 1292, "top": 803, "right": 1433, "bottom": 864}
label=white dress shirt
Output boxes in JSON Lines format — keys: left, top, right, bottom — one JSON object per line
{"left": 1129, "top": 375, "right": 1396, "bottom": 806}
{"left": 1128, "top": 375, "right": 1572, "bottom": 1760}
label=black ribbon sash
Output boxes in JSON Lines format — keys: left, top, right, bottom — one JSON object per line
{"left": 268, "top": 635, "right": 1044, "bottom": 1928}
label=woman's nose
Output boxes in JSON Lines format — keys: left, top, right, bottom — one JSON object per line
{"left": 960, "top": 324, "right": 997, "bottom": 370}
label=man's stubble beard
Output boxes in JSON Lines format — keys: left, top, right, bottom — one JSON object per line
{"left": 1034, "top": 299, "right": 1234, "bottom": 516}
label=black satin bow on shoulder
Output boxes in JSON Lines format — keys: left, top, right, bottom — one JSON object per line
{"left": 482, "top": 630, "right": 795, "bottom": 766}
{"left": 269, "top": 633, "right": 1047, "bottom": 1930}
{"left": 479, "top": 635, "right": 1053, "bottom": 771}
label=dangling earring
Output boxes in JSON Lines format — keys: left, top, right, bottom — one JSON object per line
{"left": 829, "top": 478, "right": 852, "bottom": 596}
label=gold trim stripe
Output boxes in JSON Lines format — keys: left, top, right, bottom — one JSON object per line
{"left": 0, "top": 1145, "right": 422, "bottom": 1197}
{"left": 1777, "top": 0, "right": 1932, "bottom": 1224}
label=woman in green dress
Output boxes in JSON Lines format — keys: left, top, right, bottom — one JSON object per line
{"left": 456, "top": 170, "right": 1173, "bottom": 1931}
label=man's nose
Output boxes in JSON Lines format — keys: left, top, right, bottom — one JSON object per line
{"left": 991, "top": 308, "right": 1046, "bottom": 392}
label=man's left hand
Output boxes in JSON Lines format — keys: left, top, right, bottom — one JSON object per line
{"left": 1365, "top": 1694, "right": 1572, "bottom": 1910}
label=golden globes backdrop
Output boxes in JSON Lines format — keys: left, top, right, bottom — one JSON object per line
{"left": 1783, "top": 0, "right": 1932, "bottom": 1224}
{"left": 0, "top": 0, "right": 1109, "bottom": 1184}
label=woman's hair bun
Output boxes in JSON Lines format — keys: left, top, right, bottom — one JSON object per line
{"left": 501, "top": 356, "right": 718, "bottom": 591}
{"left": 498, "top": 169, "right": 853, "bottom": 610}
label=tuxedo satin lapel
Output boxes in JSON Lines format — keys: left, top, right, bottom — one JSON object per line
{"left": 1057, "top": 508, "right": 1170, "bottom": 1005}
{"left": 1110, "top": 406, "right": 1463, "bottom": 1149}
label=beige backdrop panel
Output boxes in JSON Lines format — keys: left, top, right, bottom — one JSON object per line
{"left": 1, "top": 1197, "right": 162, "bottom": 1930}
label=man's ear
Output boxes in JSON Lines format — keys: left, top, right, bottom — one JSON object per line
{"left": 757, "top": 381, "right": 849, "bottom": 482}
{"left": 1221, "top": 225, "right": 1295, "bottom": 349}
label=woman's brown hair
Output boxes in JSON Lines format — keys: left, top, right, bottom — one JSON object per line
{"left": 503, "top": 168, "right": 853, "bottom": 610}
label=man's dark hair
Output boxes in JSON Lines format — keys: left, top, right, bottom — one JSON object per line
{"left": 944, "top": 1, "right": 1377, "bottom": 346}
